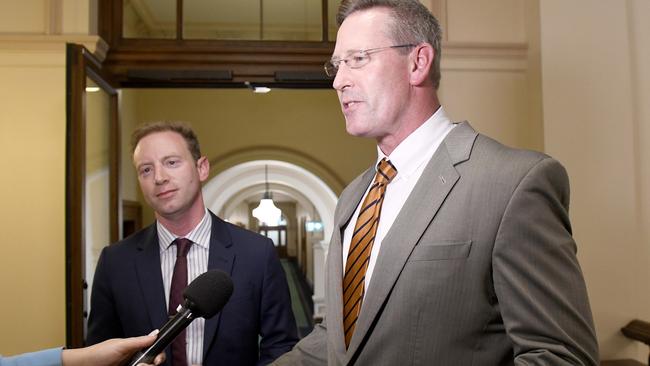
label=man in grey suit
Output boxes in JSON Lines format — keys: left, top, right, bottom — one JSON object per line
{"left": 275, "top": 0, "right": 599, "bottom": 365}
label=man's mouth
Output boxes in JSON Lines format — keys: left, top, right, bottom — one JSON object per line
{"left": 156, "top": 189, "right": 177, "bottom": 198}
{"left": 342, "top": 100, "right": 361, "bottom": 110}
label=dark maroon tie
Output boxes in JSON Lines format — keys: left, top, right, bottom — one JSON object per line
{"left": 169, "top": 238, "right": 192, "bottom": 366}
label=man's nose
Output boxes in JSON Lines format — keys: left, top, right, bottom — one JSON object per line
{"left": 154, "top": 167, "right": 168, "bottom": 184}
{"left": 332, "top": 62, "right": 352, "bottom": 91}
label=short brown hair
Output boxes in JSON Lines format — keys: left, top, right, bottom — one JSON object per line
{"left": 131, "top": 121, "right": 202, "bottom": 161}
{"left": 337, "top": 0, "right": 443, "bottom": 89}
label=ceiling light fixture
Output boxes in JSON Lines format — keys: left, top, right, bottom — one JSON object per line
{"left": 244, "top": 81, "right": 272, "bottom": 94}
{"left": 252, "top": 165, "right": 282, "bottom": 226}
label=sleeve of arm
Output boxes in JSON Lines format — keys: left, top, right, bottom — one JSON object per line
{"left": 493, "top": 157, "right": 599, "bottom": 365}
{"left": 86, "top": 247, "right": 124, "bottom": 345}
{"left": 0, "top": 347, "right": 63, "bottom": 366}
{"left": 257, "top": 239, "right": 300, "bottom": 365}
{"left": 272, "top": 320, "right": 329, "bottom": 366}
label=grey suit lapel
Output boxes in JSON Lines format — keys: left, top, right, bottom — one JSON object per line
{"left": 202, "top": 212, "right": 235, "bottom": 358}
{"left": 134, "top": 225, "right": 169, "bottom": 331}
{"left": 345, "top": 122, "right": 478, "bottom": 359}
{"left": 328, "top": 167, "right": 376, "bottom": 360}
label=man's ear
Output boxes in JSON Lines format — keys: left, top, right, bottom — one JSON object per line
{"left": 197, "top": 156, "right": 210, "bottom": 182}
{"left": 409, "top": 43, "right": 434, "bottom": 86}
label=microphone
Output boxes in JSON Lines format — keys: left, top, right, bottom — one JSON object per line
{"left": 128, "top": 270, "right": 234, "bottom": 366}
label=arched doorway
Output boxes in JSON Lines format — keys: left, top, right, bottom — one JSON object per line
{"left": 203, "top": 159, "right": 337, "bottom": 321}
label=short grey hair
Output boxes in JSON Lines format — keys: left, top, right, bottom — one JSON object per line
{"left": 337, "top": 0, "right": 443, "bottom": 89}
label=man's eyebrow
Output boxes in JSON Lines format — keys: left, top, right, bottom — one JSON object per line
{"left": 135, "top": 160, "right": 152, "bottom": 168}
{"left": 162, "top": 154, "right": 182, "bottom": 160}
{"left": 331, "top": 49, "right": 359, "bottom": 60}
{"left": 135, "top": 154, "right": 183, "bottom": 167}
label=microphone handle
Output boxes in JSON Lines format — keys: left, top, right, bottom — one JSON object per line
{"left": 128, "top": 306, "right": 195, "bottom": 366}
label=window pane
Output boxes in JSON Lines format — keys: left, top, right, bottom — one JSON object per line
{"left": 267, "top": 230, "right": 280, "bottom": 246}
{"left": 84, "top": 77, "right": 111, "bottom": 331}
{"left": 328, "top": 0, "right": 342, "bottom": 41}
{"left": 183, "top": 0, "right": 322, "bottom": 41}
{"left": 263, "top": 0, "right": 321, "bottom": 41}
{"left": 123, "top": 0, "right": 176, "bottom": 39}
{"left": 184, "top": 0, "right": 260, "bottom": 40}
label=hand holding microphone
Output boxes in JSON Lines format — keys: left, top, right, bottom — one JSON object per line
{"left": 129, "top": 270, "right": 234, "bottom": 366}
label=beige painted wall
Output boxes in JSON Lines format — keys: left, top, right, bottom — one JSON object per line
{"left": 129, "top": 88, "right": 375, "bottom": 186}
{"left": 437, "top": 0, "right": 542, "bottom": 151}
{"left": 0, "top": 0, "right": 97, "bottom": 356}
{"left": 0, "top": 0, "right": 46, "bottom": 33}
{"left": 0, "top": 48, "right": 67, "bottom": 354}
{"left": 540, "top": 0, "right": 650, "bottom": 361}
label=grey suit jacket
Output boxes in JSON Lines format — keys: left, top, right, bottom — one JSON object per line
{"left": 275, "top": 122, "right": 598, "bottom": 365}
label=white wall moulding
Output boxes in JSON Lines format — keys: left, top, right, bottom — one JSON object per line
{"left": 0, "top": 35, "right": 108, "bottom": 67}
{"left": 0, "top": 35, "right": 102, "bottom": 52}
{"left": 46, "top": 0, "right": 64, "bottom": 35}
{"left": 312, "top": 239, "right": 328, "bottom": 319}
{"left": 204, "top": 159, "right": 338, "bottom": 242}
{"left": 442, "top": 42, "right": 528, "bottom": 72}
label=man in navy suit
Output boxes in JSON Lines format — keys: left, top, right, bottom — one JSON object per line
{"left": 87, "top": 121, "right": 298, "bottom": 366}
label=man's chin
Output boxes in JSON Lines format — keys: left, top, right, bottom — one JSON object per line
{"left": 345, "top": 120, "right": 369, "bottom": 138}
{"left": 154, "top": 205, "right": 181, "bottom": 219}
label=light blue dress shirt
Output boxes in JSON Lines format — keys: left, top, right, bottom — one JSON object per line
{"left": 0, "top": 347, "right": 62, "bottom": 366}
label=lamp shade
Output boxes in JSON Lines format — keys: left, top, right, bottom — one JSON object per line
{"left": 253, "top": 165, "right": 283, "bottom": 226}
{"left": 252, "top": 197, "right": 282, "bottom": 226}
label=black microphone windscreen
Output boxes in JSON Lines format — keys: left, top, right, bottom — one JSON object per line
{"left": 183, "top": 270, "right": 234, "bottom": 318}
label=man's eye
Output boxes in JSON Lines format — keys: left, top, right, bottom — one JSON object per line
{"left": 351, "top": 55, "right": 367, "bottom": 63}
{"left": 140, "top": 167, "right": 151, "bottom": 175}
{"left": 167, "top": 159, "right": 179, "bottom": 166}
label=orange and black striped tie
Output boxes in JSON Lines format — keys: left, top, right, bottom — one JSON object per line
{"left": 342, "top": 158, "right": 397, "bottom": 348}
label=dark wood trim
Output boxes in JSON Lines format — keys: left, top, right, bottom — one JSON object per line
{"left": 103, "top": 39, "right": 333, "bottom": 86}
{"left": 600, "top": 360, "right": 645, "bottom": 366}
{"left": 122, "top": 200, "right": 143, "bottom": 237}
{"left": 66, "top": 43, "right": 120, "bottom": 347}
{"left": 65, "top": 43, "right": 86, "bottom": 348}
{"left": 621, "top": 319, "right": 650, "bottom": 346}
{"left": 621, "top": 319, "right": 650, "bottom": 365}
{"left": 177, "top": 0, "right": 183, "bottom": 41}
{"left": 109, "top": 88, "right": 121, "bottom": 242}
{"left": 98, "top": 0, "right": 335, "bottom": 87}
{"left": 322, "top": 0, "right": 329, "bottom": 42}
{"left": 259, "top": 0, "right": 264, "bottom": 40}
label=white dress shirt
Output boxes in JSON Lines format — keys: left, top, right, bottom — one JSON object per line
{"left": 158, "top": 209, "right": 211, "bottom": 365}
{"left": 342, "top": 107, "right": 455, "bottom": 292}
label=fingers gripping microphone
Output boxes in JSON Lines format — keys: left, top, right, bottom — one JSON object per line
{"left": 129, "top": 270, "right": 234, "bottom": 366}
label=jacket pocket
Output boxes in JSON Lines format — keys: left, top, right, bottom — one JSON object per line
{"left": 408, "top": 240, "right": 472, "bottom": 261}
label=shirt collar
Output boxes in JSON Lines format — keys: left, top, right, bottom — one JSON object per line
{"left": 157, "top": 209, "right": 211, "bottom": 251}
{"left": 376, "top": 106, "right": 454, "bottom": 180}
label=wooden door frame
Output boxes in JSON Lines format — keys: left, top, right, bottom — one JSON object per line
{"left": 65, "top": 43, "right": 120, "bottom": 347}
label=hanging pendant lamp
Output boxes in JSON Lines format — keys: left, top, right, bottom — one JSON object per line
{"left": 252, "top": 165, "right": 282, "bottom": 226}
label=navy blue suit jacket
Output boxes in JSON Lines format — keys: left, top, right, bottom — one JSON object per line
{"left": 87, "top": 212, "right": 298, "bottom": 365}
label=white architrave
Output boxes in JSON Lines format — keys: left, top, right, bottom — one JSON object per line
{"left": 203, "top": 160, "right": 338, "bottom": 241}
{"left": 202, "top": 160, "right": 338, "bottom": 319}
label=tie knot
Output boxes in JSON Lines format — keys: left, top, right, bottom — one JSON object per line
{"left": 376, "top": 158, "right": 397, "bottom": 184}
{"left": 173, "top": 238, "right": 192, "bottom": 257}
